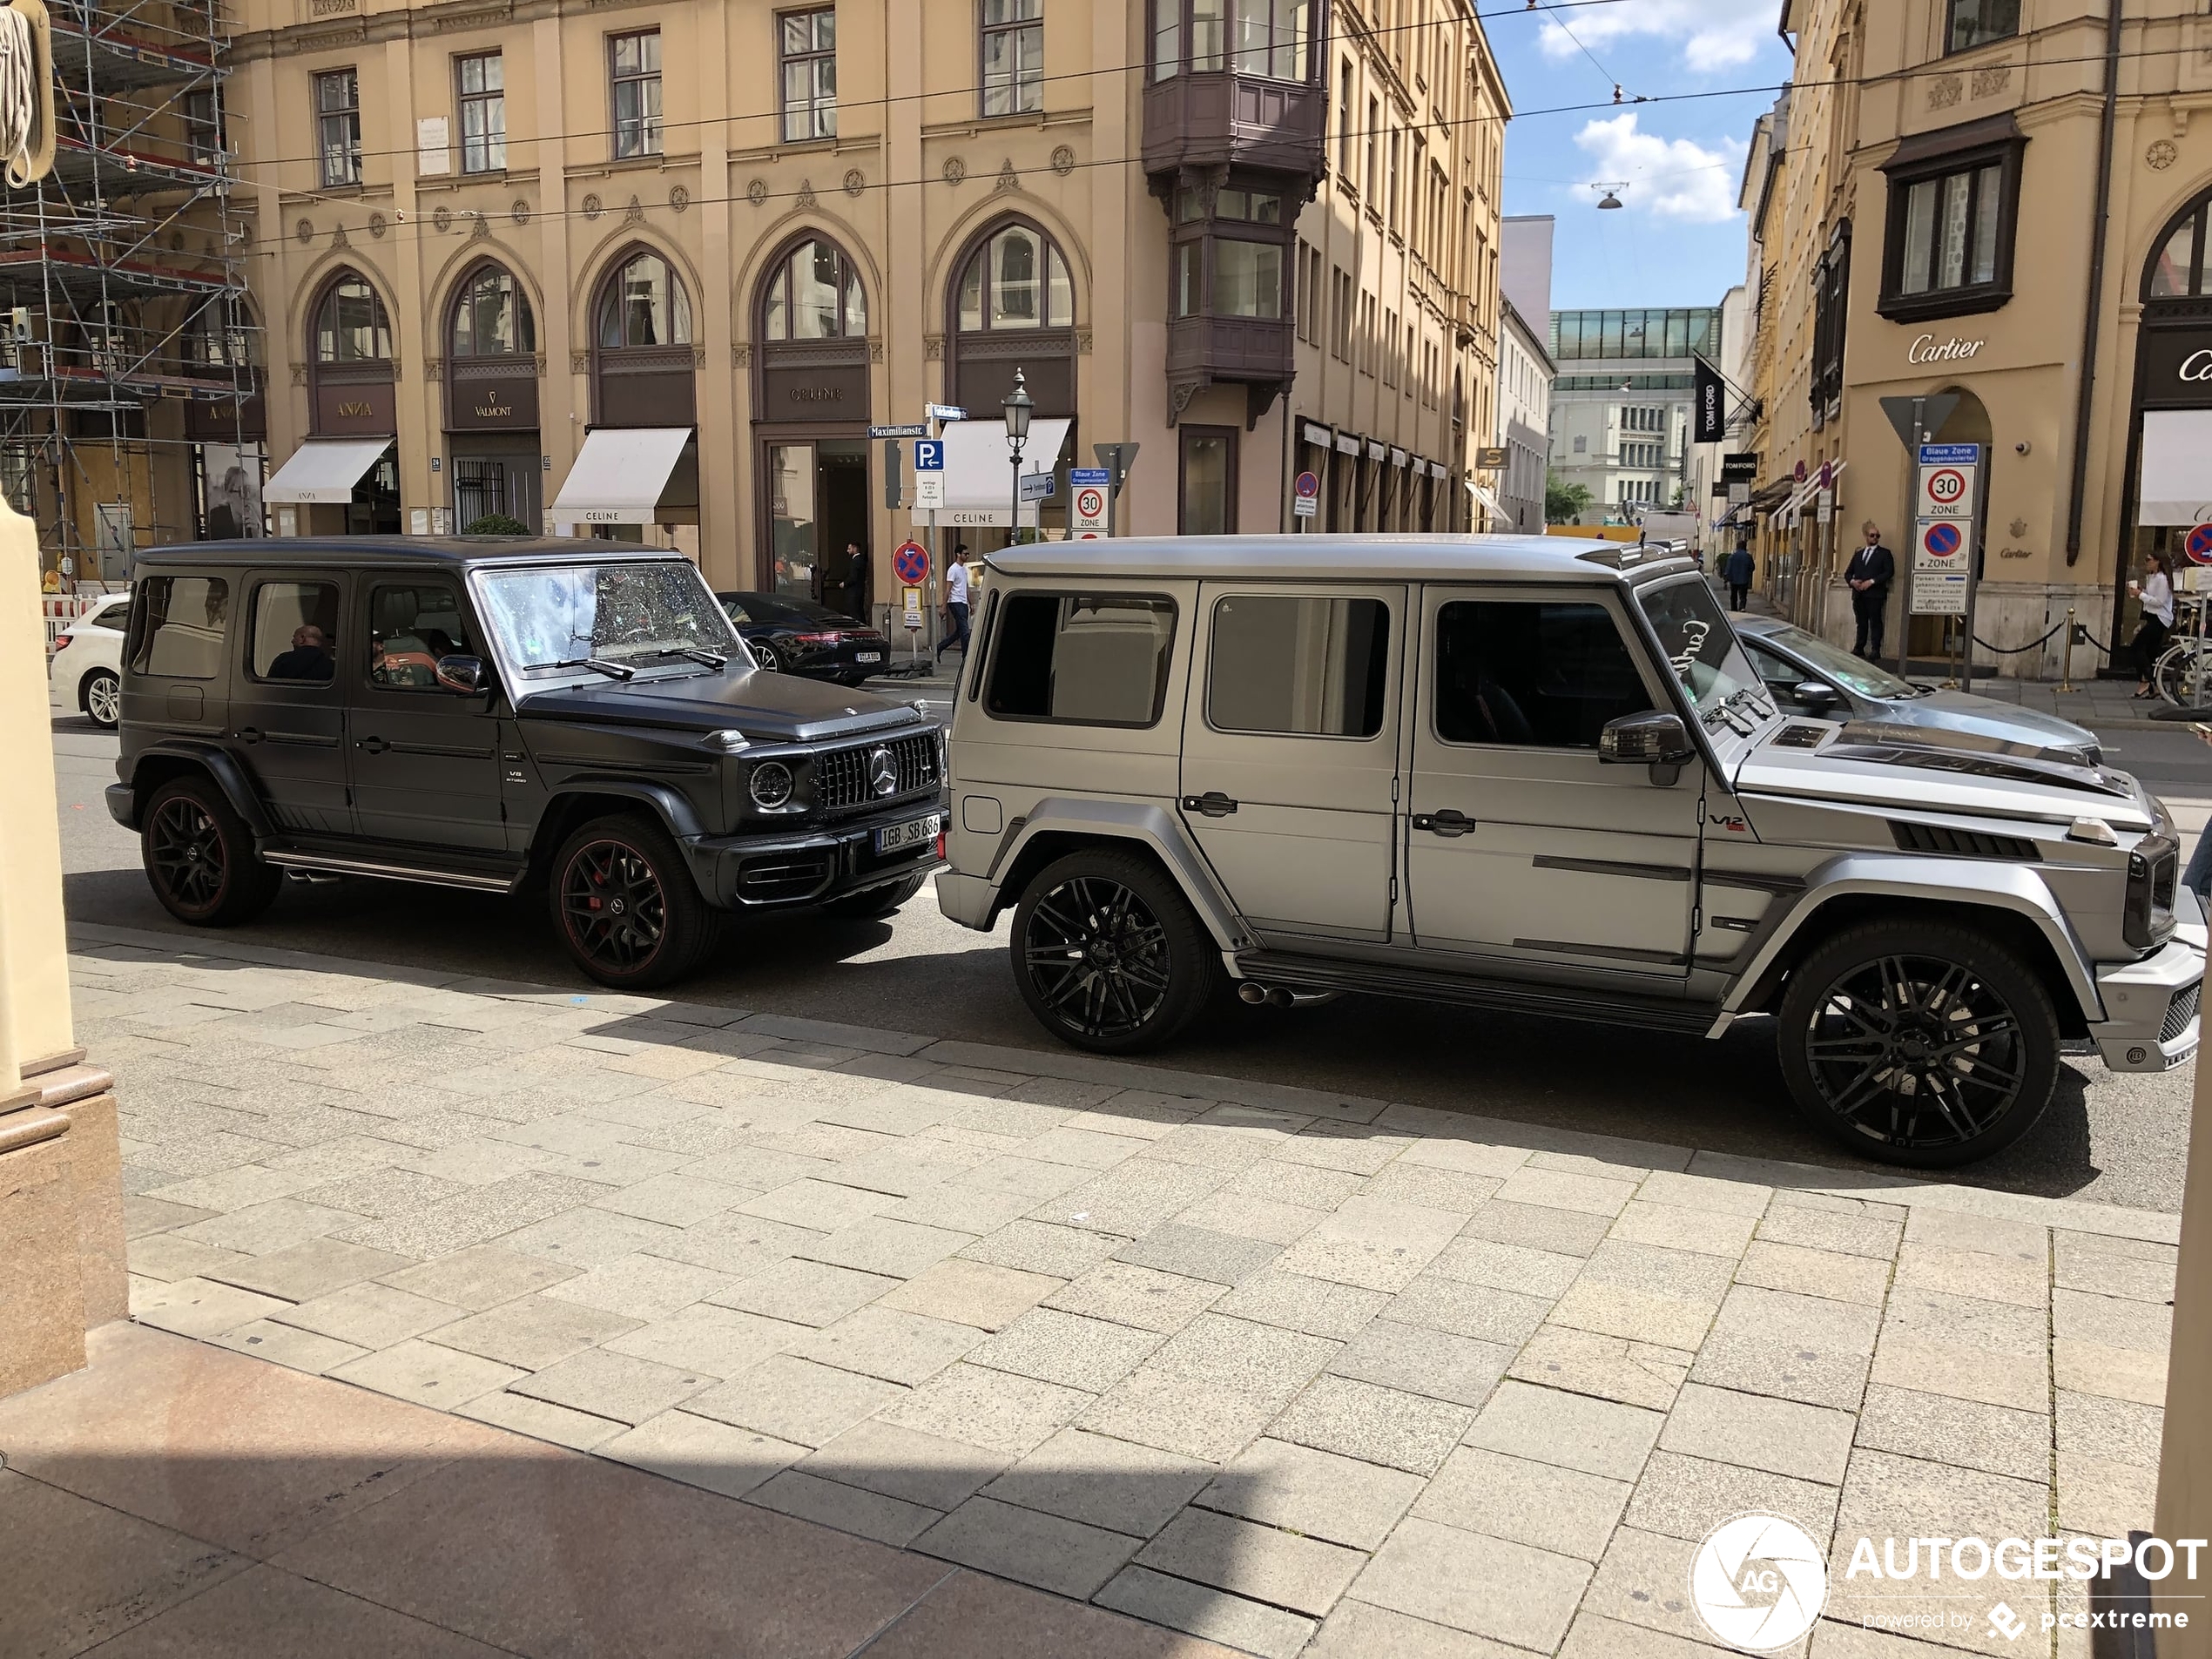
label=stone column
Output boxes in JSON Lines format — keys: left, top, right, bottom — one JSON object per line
{"left": 0, "top": 500, "right": 125, "bottom": 1400}
{"left": 2156, "top": 1046, "right": 2212, "bottom": 1656}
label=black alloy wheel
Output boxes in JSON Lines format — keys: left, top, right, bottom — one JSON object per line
{"left": 550, "top": 813, "right": 714, "bottom": 988}
{"left": 139, "top": 777, "right": 280, "bottom": 927}
{"left": 1011, "top": 850, "right": 1219, "bottom": 1054}
{"left": 1777, "top": 921, "right": 2057, "bottom": 1167}
{"left": 752, "top": 643, "right": 783, "bottom": 672}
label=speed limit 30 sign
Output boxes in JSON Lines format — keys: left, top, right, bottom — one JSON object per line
{"left": 1916, "top": 442, "right": 1979, "bottom": 519}
{"left": 1072, "top": 483, "right": 1109, "bottom": 536}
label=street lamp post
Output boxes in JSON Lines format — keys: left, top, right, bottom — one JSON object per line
{"left": 1002, "top": 367, "right": 1032, "bottom": 547}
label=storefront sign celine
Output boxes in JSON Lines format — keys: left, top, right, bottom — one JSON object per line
{"left": 1906, "top": 333, "right": 1986, "bottom": 364}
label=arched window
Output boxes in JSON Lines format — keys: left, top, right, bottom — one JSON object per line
{"left": 2147, "top": 192, "right": 2212, "bottom": 300}
{"left": 449, "top": 263, "right": 536, "bottom": 357}
{"left": 956, "top": 222, "right": 1073, "bottom": 331}
{"left": 590, "top": 247, "right": 696, "bottom": 428}
{"left": 313, "top": 273, "right": 391, "bottom": 362}
{"left": 597, "top": 250, "right": 692, "bottom": 349}
{"left": 763, "top": 239, "right": 867, "bottom": 340}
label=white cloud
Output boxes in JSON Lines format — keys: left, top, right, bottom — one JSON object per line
{"left": 1572, "top": 114, "right": 1744, "bottom": 223}
{"left": 1538, "top": 0, "right": 1777, "bottom": 75}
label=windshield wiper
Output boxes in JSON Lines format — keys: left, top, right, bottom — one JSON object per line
{"left": 523, "top": 657, "right": 635, "bottom": 680}
{"left": 654, "top": 647, "right": 728, "bottom": 669}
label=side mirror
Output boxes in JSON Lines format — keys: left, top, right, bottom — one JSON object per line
{"left": 435, "top": 654, "right": 489, "bottom": 694}
{"left": 1794, "top": 680, "right": 1843, "bottom": 712}
{"left": 1599, "top": 709, "right": 1694, "bottom": 786}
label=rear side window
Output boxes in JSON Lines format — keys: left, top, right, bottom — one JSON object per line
{"left": 129, "top": 576, "right": 230, "bottom": 679}
{"left": 1433, "top": 600, "right": 1652, "bottom": 748}
{"left": 249, "top": 582, "right": 341, "bottom": 683}
{"left": 1208, "top": 595, "right": 1390, "bottom": 738}
{"left": 369, "top": 582, "right": 479, "bottom": 691}
{"left": 986, "top": 592, "right": 1177, "bottom": 727}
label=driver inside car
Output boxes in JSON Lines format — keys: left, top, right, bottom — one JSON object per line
{"left": 266, "top": 624, "right": 334, "bottom": 682}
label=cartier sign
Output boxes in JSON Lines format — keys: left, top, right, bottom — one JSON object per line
{"left": 2136, "top": 327, "right": 2212, "bottom": 409}
{"left": 1907, "top": 332, "right": 1985, "bottom": 364}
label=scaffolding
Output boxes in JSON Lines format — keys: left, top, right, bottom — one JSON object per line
{"left": 0, "top": 0, "right": 259, "bottom": 587}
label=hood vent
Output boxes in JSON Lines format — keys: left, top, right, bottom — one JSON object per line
{"left": 1891, "top": 821, "right": 2040, "bottom": 860}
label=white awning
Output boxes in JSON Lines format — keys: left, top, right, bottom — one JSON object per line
{"left": 550, "top": 428, "right": 695, "bottom": 528}
{"left": 1389, "top": 447, "right": 1408, "bottom": 469}
{"left": 263, "top": 437, "right": 391, "bottom": 504}
{"left": 1334, "top": 431, "right": 1361, "bottom": 455}
{"left": 916, "top": 417, "right": 1072, "bottom": 528}
{"left": 1302, "top": 421, "right": 1332, "bottom": 448}
{"left": 1472, "top": 482, "right": 1507, "bottom": 521}
{"left": 2139, "top": 410, "right": 2212, "bottom": 525}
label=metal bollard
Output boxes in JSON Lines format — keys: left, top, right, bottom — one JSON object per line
{"left": 2059, "top": 607, "right": 2075, "bottom": 693}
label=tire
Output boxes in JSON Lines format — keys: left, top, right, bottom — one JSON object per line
{"left": 140, "top": 776, "right": 280, "bottom": 927}
{"left": 550, "top": 812, "right": 716, "bottom": 989}
{"left": 1009, "top": 848, "right": 1221, "bottom": 1054}
{"left": 1777, "top": 919, "right": 2060, "bottom": 1168}
{"left": 752, "top": 644, "right": 783, "bottom": 673}
{"left": 819, "top": 871, "right": 926, "bottom": 921}
{"left": 82, "top": 669, "right": 120, "bottom": 728}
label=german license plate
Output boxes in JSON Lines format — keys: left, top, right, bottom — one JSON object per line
{"left": 874, "top": 813, "right": 938, "bottom": 855}
{"left": 855, "top": 651, "right": 881, "bottom": 663}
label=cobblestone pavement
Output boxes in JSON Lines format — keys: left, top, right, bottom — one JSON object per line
{"left": 82, "top": 922, "right": 2179, "bottom": 1658}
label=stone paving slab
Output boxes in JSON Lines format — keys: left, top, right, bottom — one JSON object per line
{"left": 70, "top": 924, "right": 2182, "bottom": 1658}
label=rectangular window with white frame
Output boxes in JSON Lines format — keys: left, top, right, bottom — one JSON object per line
{"left": 981, "top": 0, "right": 1043, "bottom": 118}
{"left": 315, "top": 69, "right": 361, "bottom": 187}
{"left": 457, "top": 51, "right": 505, "bottom": 173}
{"left": 780, "top": 8, "right": 838, "bottom": 142}
{"left": 610, "top": 31, "right": 662, "bottom": 158}
{"left": 1878, "top": 122, "right": 2022, "bottom": 322}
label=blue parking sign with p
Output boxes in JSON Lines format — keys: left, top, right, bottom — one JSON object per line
{"left": 914, "top": 441, "right": 945, "bottom": 472}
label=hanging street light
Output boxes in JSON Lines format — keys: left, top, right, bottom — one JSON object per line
{"left": 1593, "top": 182, "right": 1627, "bottom": 210}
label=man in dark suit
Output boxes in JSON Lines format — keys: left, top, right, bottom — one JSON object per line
{"left": 1845, "top": 521, "right": 1896, "bottom": 659}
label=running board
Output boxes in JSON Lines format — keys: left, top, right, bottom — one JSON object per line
{"left": 262, "top": 849, "right": 523, "bottom": 894}
{"left": 1235, "top": 950, "right": 1718, "bottom": 1035}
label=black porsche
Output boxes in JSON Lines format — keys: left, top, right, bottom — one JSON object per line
{"left": 718, "top": 591, "right": 892, "bottom": 685}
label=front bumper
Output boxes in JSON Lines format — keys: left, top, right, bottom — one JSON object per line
{"left": 105, "top": 781, "right": 136, "bottom": 831}
{"left": 2089, "top": 934, "right": 2202, "bottom": 1072}
{"left": 685, "top": 800, "right": 945, "bottom": 909}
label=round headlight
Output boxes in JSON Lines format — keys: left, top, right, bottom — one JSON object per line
{"left": 749, "top": 761, "right": 794, "bottom": 810}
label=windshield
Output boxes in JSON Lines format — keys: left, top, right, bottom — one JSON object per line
{"left": 1760, "top": 622, "right": 1923, "bottom": 698}
{"left": 476, "top": 561, "right": 744, "bottom": 678}
{"left": 1635, "top": 577, "right": 1768, "bottom": 724}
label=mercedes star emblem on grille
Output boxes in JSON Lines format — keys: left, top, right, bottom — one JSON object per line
{"left": 869, "top": 745, "right": 899, "bottom": 796}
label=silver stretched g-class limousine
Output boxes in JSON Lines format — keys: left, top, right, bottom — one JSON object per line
{"left": 934, "top": 536, "right": 2203, "bottom": 1169}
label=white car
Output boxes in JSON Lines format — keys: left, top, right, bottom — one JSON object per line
{"left": 48, "top": 593, "right": 132, "bottom": 728}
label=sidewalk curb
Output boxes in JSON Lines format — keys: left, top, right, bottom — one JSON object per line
{"left": 71, "top": 921, "right": 2182, "bottom": 1244}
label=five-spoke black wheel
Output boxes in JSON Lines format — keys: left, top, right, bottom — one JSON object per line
{"left": 1011, "top": 851, "right": 1218, "bottom": 1053}
{"left": 1777, "top": 921, "right": 2058, "bottom": 1167}
{"left": 550, "top": 813, "right": 713, "bottom": 988}
{"left": 140, "top": 777, "right": 279, "bottom": 927}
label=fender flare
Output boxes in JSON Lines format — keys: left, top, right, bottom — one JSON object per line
{"left": 1716, "top": 853, "right": 2105, "bottom": 1027}
{"left": 982, "top": 797, "right": 1249, "bottom": 951}
{"left": 536, "top": 778, "right": 711, "bottom": 847}
{"left": 128, "top": 741, "right": 273, "bottom": 838}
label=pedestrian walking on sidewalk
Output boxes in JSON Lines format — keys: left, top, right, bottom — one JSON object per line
{"left": 2130, "top": 550, "right": 2175, "bottom": 700}
{"left": 1845, "top": 522, "right": 1895, "bottom": 660}
{"left": 1722, "top": 543, "right": 1754, "bottom": 611}
{"left": 937, "top": 545, "right": 972, "bottom": 666}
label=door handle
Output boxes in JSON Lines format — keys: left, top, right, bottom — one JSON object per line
{"left": 1412, "top": 809, "right": 1474, "bottom": 837}
{"left": 237, "top": 726, "right": 262, "bottom": 745}
{"left": 1181, "top": 791, "right": 1238, "bottom": 818}
{"left": 358, "top": 736, "right": 389, "bottom": 754}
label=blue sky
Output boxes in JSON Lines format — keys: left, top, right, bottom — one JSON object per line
{"left": 1480, "top": 0, "right": 1797, "bottom": 313}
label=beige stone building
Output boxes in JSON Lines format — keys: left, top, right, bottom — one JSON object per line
{"left": 224, "top": 0, "right": 1504, "bottom": 606}
{"left": 1741, "top": 0, "right": 2212, "bottom": 675}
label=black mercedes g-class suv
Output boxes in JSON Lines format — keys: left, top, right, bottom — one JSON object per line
{"left": 105, "top": 538, "right": 947, "bottom": 988}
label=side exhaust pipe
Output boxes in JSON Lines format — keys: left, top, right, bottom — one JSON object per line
{"left": 1235, "top": 982, "right": 1305, "bottom": 1008}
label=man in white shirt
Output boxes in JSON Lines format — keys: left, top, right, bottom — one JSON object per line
{"left": 937, "top": 546, "right": 972, "bottom": 665}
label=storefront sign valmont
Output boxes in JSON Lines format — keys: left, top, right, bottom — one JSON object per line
{"left": 1907, "top": 333, "right": 1986, "bottom": 364}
